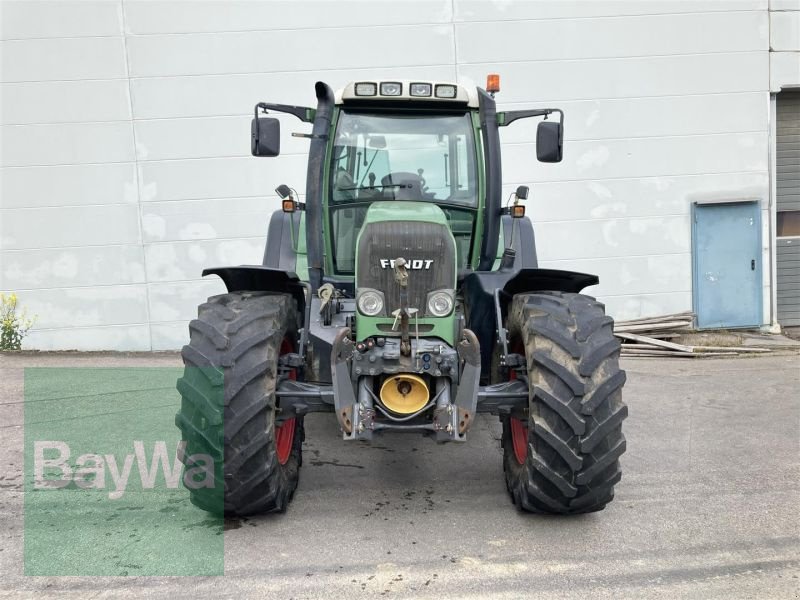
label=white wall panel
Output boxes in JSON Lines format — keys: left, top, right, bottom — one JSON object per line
{"left": 508, "top": 172, "right": 769, "bottom": 222}
{"left": 503, "top": 133, "right": 769, "bottom": 184}
{"left": 0, "top": 205, "right": 141, "bottom": 250}
{"left": 23, "top": 325, "right": 151, "bottom": 352}
{"left": 129, "top": 65, "right": 457, "bottom": 119}
{"left": 497, "top": 93, "right": 768, "bottom": 143}
{"left": 454, "top": 1, "right": 766, "bottom": 21}
{"left": 770, "top": 10, "right": 800, "bottom": 51}
{"left": 148, "top": 279, "right": 226, "bottom": 323}
{"left": 459, "top": 53, "right": 768, "bottom": 103}
{"left": 123, "top": 0, "right": 452, "bottom": 34}
{"left": 1, "top": 245, "right": 146, "bottom": 290}
{"left": 534, "top": 216, "right": 691, "bottom": 261}
{"left": 127, "top": 25, "right": 455, "bottom": 78}
{"left": 1, "top": 122, "right": 135, "bottom": 167}
{"left": 0, "top": 0, "right": 122, "bottom": 40}
{"left": 18, "top": 285, "right": 149, "bottom": 329}
{"left": 149, "top": 322, "right": 191, "bottom": 351}
{"left": 1, "top": 162, "right": 137, "bottom": 208}
{"left": 770, "top": 51, "right": 800, "bottom": 90}
{"left": 143, "top": 238, "right": 265, "bottom": 282}
{"left": 457, "top": 12, "right": 767, "bottom": 63}
{"left": 141, "top": 197, "right": 273, "bottom": 243}
{"left": 1, "top": 80, "right": 131, "bottom": 125}
{"left": 540, "top": 253, "right": 691, "bottom": 297}
{"left": 135, "top": 115, "right": 303, "bottom": 161}
{"left": 135, "top": 116, "right": 250, "bottom": 161}
{"left": 0, "top": 37, "right": 127, "bottom": 82}
{"left": 602, "top": 291, "right": 694, "bottom": 321}
{"left": 135, "top": 114, "right": 319, "bottom": 161}
{"left": 138, "top": 155, "right": 308, "bottom": 202}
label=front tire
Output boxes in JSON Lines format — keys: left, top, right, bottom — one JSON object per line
{"left": 502, "top": 292, "right": 627, "bottom": 514}
{"left": 175, "top": 291, "right": 303, "bottom": 516}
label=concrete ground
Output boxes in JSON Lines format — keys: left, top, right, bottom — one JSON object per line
{"left": 783, "top": 327, "right": 800, "bottom": 342}
{"left": 1, "top": 351, "right": 798, "bottom": 599}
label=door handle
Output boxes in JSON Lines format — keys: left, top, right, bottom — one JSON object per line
{"left": 751, "top": 259, "right": 755, "bottom": 271}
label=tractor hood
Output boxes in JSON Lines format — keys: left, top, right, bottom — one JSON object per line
{"left": 354, "top": 202, "right": 458, "bottom": 341}
{"left": 355, "top": 201, "right": 457, "bottom": 290}
{"left": 358, "top": 201, "right": 451, "bottom": 228}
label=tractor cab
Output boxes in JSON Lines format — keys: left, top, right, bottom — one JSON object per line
{"left": 328, "top": 101, "right": 479, "bottom": 272}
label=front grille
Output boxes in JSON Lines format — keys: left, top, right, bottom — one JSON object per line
{"left": 357, "top": 221, "right": 456, "bottom": 314}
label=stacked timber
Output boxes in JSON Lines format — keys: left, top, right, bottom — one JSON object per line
{"left": 612, "top": 312, "right": 771, "bottom": 357}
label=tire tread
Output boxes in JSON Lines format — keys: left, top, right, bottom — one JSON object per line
{"left": 502, "top": 291, "right": 628, "bottom": 515}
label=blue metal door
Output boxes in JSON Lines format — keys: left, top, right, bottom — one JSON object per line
{"left": 693, "top": 201, "right": 762, "bottom": 328}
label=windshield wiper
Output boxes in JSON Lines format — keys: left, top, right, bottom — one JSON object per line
{"left": 337, "top": 184, "right": 410, "bottom": 191}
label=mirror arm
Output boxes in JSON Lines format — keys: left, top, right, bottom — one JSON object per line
{"left": 498, "top": 108, "right": 563, "bottom": 128}
{"left": 255, "top": 102, "right": 315, "bottom": 123}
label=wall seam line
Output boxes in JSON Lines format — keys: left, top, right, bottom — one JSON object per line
{"left": 119, "top": 0, "right": 154, "bottom": 351}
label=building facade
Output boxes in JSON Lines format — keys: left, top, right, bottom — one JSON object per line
{"left": 1, "top": 0, "right": 799, "bottom": 350}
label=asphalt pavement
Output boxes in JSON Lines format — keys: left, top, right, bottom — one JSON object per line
{"left": 0, "top": 351, "right": 798, "bottom": 599}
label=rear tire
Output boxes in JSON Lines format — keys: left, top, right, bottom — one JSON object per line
{"left": 175, "top": 291, "right": 304, "bottom": 516}
{"left": 502, "top": 292, "right": 627, "bottom": 514}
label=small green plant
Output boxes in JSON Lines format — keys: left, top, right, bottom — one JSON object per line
{"left": 1, "top": 292, "right": 36, "bottom": 351}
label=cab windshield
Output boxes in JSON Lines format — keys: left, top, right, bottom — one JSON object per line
{"left": 330, "top": 112, "right": 478, "bottom": 205}
{"left": 328, "top": 111, "right": 478, "bottom": 273}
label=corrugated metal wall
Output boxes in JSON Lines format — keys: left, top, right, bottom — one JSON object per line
{"left": 776, "top": 91, "right": 800, "bottom": 327}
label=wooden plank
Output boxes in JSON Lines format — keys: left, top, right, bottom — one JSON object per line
{"left": 615, "top": 331, "right": 693, "bottom": 352}
{"left": 621, "top": 349, "right": 732, "bottom": 357}
{"left": 692, "top": 345, "right": 771, "bottom": 353}
{"left": 614, "top": 312, "right": 694, "bottom": 326}
{"left": 620, "top": 343, "right": 664, "bottom": 350}
{"left": 614, "top": 321, "right": 693, "bottom": 333}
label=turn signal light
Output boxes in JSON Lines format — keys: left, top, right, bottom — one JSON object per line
{"left": 486, "top": 73, "right": 500, "bottom": 93}
{"left": 511, "top": 204, "right": 525, "bottom": 218}
{"left": 282, "top": 199, "right": 296, "bottom": 213}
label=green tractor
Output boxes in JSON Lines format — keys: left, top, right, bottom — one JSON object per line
{"left": 175, "top": 78, "right": 628, "bottom": 516}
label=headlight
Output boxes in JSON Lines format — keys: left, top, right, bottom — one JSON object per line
{"left": 357, "top": 289, "right": 385, "bottom": 316}
{"left": 426, "top": 290, "right": 454, "bottom": 317}
{"left": 354, "top": 82, "right": 377, "bottom": 96}
{"left": 409, "top": 82, "right": 432, "bottom": 97}
{"left": 434, "top": 84, "right": 457, "bottom": 99}
{"left": 380, "top": 82, "right": 402, "bottom": 96}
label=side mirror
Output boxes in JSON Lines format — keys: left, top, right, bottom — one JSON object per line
{"left": 251, "top": 117, "right": 280, "bottom": 157}
{"left": 536, "top": 120, "right": 563, "bottom": 163}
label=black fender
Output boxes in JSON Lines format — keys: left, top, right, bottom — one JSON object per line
{"left": 502, "top": 268, "right": 598, "bottom": 297}
{"left": 262, "top": 210, "right": 300, "bottom": 272}
{"left": 203, "top": 265, "right": 306, "bottom": 317}
{"left": 462, "top": 268, "right": 599, "bottom": 381}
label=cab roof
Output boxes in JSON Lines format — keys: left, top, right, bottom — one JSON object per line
{"left": 336, "top": 80, "right": 479, "bottom": 108}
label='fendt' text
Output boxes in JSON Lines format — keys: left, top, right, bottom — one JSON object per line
{"left": 379, "top": 259, "right": 433, "bottom": 270}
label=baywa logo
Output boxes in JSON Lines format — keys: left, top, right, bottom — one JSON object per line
{"left": 33, "top": 440, "right": 214, "bottom": 500}
{"left": 24, "top": 367, "right": 224, "bottom": 576}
